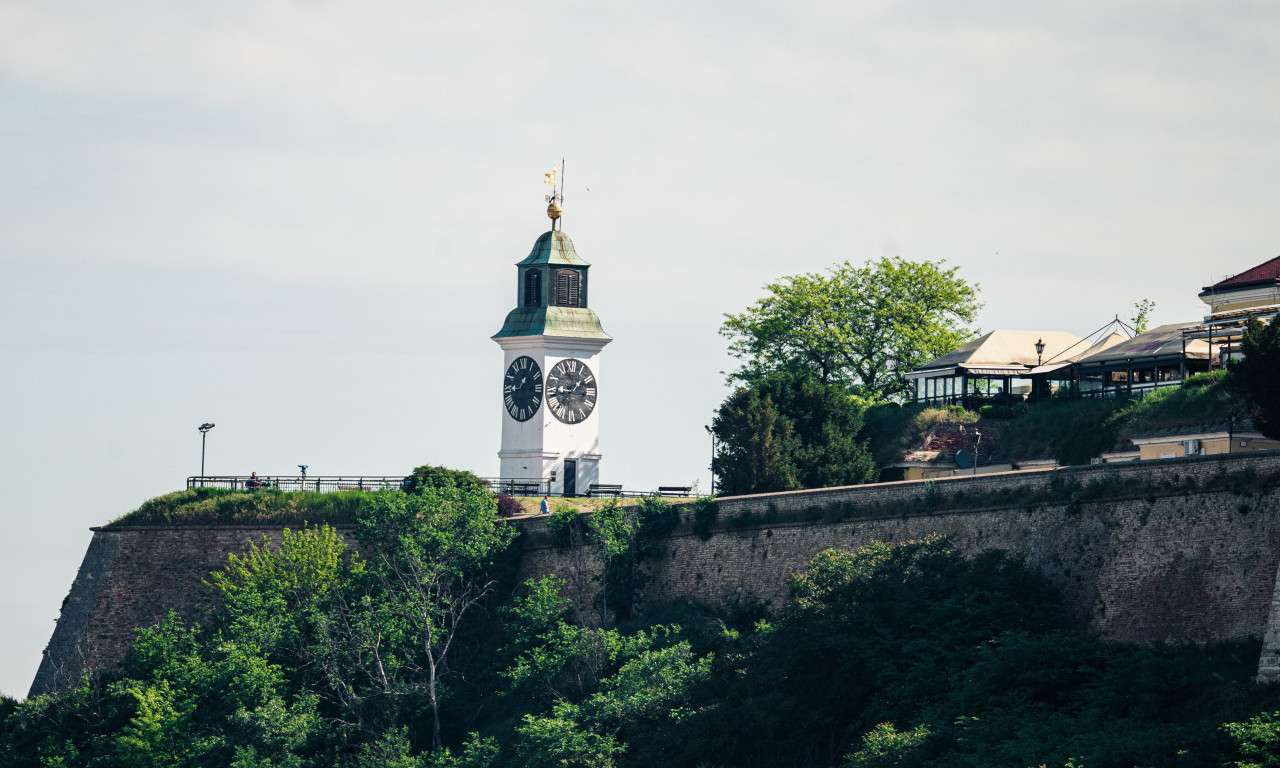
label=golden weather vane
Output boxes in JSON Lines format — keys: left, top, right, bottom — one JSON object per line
{"left": 543, "top": 160, "right": 564, "bottom": 229}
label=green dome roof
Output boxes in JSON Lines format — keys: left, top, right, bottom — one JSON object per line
{"left": 516, "top": 231, "right": 591, "bottom": 267}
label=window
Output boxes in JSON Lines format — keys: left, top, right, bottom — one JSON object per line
{"left": 524, "top": 270, "right": 542, "bottom": 307}
{"left": 555, "top": 269, "right": 580, "bottom": 307}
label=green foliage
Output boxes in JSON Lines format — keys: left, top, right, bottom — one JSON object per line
{"left": 687, "top": 497, "right": 718, "bottom": 540}
{"left": 1183, "top": 369, "right": 1228, "bottom": 388}
{"left": 710, "top": 384, "right": 801, "bottom": 495}
{"left": 1231, "top": 316, "right": 1280, "bottom": 439}
{"left": 512, "top": 709, "right": 624, "bottom": 768}
{"left": 712, "top": 373, "right": 877, "bottom": 495}
{"left": 403, "top": 466, "right": 489, "bottom": 496}
{"left": 843, "top": 723, "right": 930, "bottom": 768}
{"left": 116, "top": 488, "right": 376, "bottom": 526}
{"left": 998, "top": 397, "right": 1127, "bottom": 466}
{"left": 754, "top": 372, "right": 878, "bottom": 489}
{"left": 720, "top": 256, "right": 981, "bottom": 400}
{"left": 14, "top": 506, "right": 1280, "bottom": 768}
{"left": 1131, "top": 298, "right": 1156, "bottom": 334}
{"left": 546, "top": 506, "right": 584, "bottom": 547}
{"left": 1223, "top": 711, "right": 1280, "bottom": 768}
{"left": 977, "top": 403, "right": 1025, "bottom": 419}
{"left": 1118, "top": 377, "right": 1241, "bottom": 440}
{"left": 859, "top": 403, "right": 977, "bottom": 466}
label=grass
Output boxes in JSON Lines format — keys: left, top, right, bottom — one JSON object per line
{"left": 110, "top": 487, "right": 381, "bottom": 527}
{"left": 111, "top": 488, "right": 636, "bottom": 526}
{"left": 980, "top": 374, "right": 1247, "bottom": 466}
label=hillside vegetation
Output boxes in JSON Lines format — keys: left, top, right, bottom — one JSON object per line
{"left": 7, "top": 497, "right": 1280, "bottom": 767}
{"left": 864, "top": 373, "right": 1250, "bottom": 469}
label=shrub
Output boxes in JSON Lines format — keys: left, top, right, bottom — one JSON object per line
{"left": 403, "top": 465, "right": 488, "bottom": 495}
{"left": 496, "top": 494, "right": 525, "bottom": 517}
{"left": 546, "top": 506, "right": 582, "bottom": 547}
{"left": 688, "top": 497, "right": 718, "bottom": 540}
{"left": 1182, "top": 369, "right": 1227, "bottom": 388}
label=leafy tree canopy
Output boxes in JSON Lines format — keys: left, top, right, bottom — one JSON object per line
{"left": 712, "top": 372, "right": 876, "bottom": 495}
{"left": 720, "top": 256, "right": 981, "bottom": 401}
{"left": 404, "top": 465, "right": 489, "bottom": 496}
{"left": 1231, "top": 316, "right": 1280, "bottom": 440}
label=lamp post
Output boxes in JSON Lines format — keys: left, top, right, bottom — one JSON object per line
{"left": 704, "top": 424, "right": 717, "bottom": 496}
{"left": 973, "top": 428, "right": 982, "bottom": 476}
{"left": 198, "top": 423, "right": 215, "bottom": 478}
{"left": 1035, "top": 338, "right": 1045, "bottom": 366}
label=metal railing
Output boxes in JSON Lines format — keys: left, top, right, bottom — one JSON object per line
{"left": 188, "top": 475, "right": 406, "bottom": 493}
{"left": 188, "top": 475, "right": 692, "bottom": 498}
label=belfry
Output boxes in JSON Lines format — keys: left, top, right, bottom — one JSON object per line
{"left": 491, "top": 179, "right": 611, "bottom": 495}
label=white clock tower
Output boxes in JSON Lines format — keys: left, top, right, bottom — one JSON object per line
{"left": 492, "top": 193, "right": 611, "bottom": 496}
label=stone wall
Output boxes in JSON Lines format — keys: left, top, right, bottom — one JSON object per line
{"left": 32, "top": 451, "right": 1280, "bottom": 697}
{"left": 29, "top": 524, "right": 355, "bottom": 697}
{"left": 519, "top": 453, "right": 1280, "bottom": 646}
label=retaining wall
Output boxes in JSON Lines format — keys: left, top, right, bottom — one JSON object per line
{"left": 31, "top": 452, "right": 1280, "bottom": 697}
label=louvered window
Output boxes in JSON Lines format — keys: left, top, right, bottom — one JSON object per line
{"left": 524, "top": 270, "right": 542, "bottom": 307}
{"left": 555, "top": 269, "right": 580, "bottom": 307}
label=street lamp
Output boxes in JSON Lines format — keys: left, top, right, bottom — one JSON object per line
{"left": 1034, "top": 338, "right": 1046, "bottom": 367}
{"left": 973, "top": 428, "right": 982, "bottom": 476}
{"left": 704, "top": 425, "right": 717, "bottom": 496}
{"left": 198, "top": 423, "right": 215, "bottom": 478}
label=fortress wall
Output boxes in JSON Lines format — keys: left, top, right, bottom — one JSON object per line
{"left": 519, "top": 452, "right": 1280, "bottom": 647}
{"left": 29, "top": 524, "right": 356, "bottom": 697}
{"left": 518, "top": 485, "right": 1280, "bottom": 645}
{"left": 32, "top": 452, "right": 1280, "bottom": 697}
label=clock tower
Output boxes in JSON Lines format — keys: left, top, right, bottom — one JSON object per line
{"left": 492, "top": 197, "right": 611, "bottom": 496}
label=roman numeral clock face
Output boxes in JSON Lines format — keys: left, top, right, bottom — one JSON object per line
{"left": 503, "top": 356, "right": 543, "bottom": 422}
{"left": 546, "top": 358, "right": 597, "bottom": 424}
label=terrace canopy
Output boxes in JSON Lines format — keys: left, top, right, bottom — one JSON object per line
{"left": 906, "top": 330, "right": 1085, "bottom": 407}
{"left": 1073, "top": 322, "right": 1213, "bottom": 398}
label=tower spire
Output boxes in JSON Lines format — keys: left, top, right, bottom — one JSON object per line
{"left": 544, "top": 159, "right": 564, "bottom": 230}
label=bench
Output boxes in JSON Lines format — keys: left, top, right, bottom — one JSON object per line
{"left": 588, "top": 483, "right": 624, "bottom": 498}
{"left": 657, "top": 485, "right": 692, "bottom": 498}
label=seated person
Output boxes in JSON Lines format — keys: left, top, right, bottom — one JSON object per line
{"left": 246, "top": 472, "right": 264, "bottom": 489}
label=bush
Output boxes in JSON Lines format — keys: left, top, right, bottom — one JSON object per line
{"left": 546, "top": 506, "right": 582, "bottom": 547}
{"left": 403, "top": 465, "right": 488, "bottom": 495}
{"left": 114, "top": 487, "right": 377, "bottom": 526}
{"left": 978, "top": 404, "right": 1026, "bottom": 419}
{"left": 496, "top": 494, "right": 525, "bottom": 517}
{"left": 688, "top": 497, "right": 718, "bottom": 540}
{"left": 1183, "top": 369, "right": 1227, "bottom": 388}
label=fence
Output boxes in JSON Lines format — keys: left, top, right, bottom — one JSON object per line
{"left": 187, "top": 475, "right": 691, "bottom": 498}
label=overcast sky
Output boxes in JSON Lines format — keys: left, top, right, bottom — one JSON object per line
{"left": 3, "top": 0, "right": 1279, "bottom": 698}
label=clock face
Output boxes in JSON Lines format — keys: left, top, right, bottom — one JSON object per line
{"left": 503, "top": 356, "right": 543, "bottom": 422}
{"left": 546, "top": 358, "right": 597, "bottom": 424}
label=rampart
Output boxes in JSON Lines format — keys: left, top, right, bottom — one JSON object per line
{"left": 31, "top": 451, "right": 1280, "bottom": 697}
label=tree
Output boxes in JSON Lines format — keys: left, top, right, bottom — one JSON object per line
{"left": 755, "top": 372, "right": 877, "bottom": 489}
{"left": 1130, "top": 298, "right": 1156, "bottom": 334}
{"left": 711, "top": 373, "right": 876, "bottom": 496}
{"left": 709, "top": 386, "right": 801, "bottom": 496}
{"left": 720, "top": 256, "right": 981, "bottom": 400}
{"left": 1230, "top": 316, "right": 1280, "bottom": 440}
{"left": 357, "top": 486, "right": 518, "bottom": 750}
